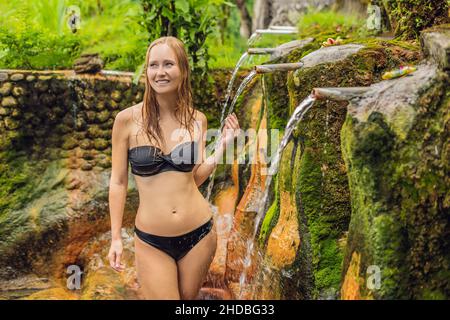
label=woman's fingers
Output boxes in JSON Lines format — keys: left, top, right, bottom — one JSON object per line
{"left": 108, "top": 250, "right": 124, "bottom": 272}
{"left": 108, "top": 251, "right": 114, "bottom": 266}
{"left": 222, "top": 113, "right": 240, "bottom": 143}
{"left": 226, "top": 114, "right": 239, "bottom": 129}
{"left": 227, "top": 117, "right": 235, "bottom": 127}
{"left": 115, "top": 252, "right": 122, "bottom": 269}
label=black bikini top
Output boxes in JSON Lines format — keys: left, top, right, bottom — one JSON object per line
{"left": 128, "top": 141, "right": 199, "bottom": 177}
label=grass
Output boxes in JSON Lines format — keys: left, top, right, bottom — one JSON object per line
{"left": 296, "top": 9, "right": 368, "bottom": 42}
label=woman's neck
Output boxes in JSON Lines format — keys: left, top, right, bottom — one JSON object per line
{"left": 156, "top": 93, "right": 178, "bottom": 121}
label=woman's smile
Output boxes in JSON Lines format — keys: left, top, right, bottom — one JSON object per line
{"left": 155, "top": 79, "right": 171, "bottom": 85}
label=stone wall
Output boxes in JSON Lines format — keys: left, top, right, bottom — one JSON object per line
{"left": 0, "top": 70, "right": 143, "bottom": 169}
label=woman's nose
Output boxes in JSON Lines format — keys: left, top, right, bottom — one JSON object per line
{"left": 156, "top": 66, "right": 166, "bottom": 74}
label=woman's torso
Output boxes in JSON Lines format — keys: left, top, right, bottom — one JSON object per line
{"left": 127, "top": 103, "right": 212, "bottom": 236}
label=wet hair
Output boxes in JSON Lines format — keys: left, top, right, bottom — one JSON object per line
{"left": 141, "top": 36, "right": 195, "bottom": 149}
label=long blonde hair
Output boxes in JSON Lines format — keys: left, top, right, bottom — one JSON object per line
{"left": 141, "top": 36, "right": 195, "bottom": 150}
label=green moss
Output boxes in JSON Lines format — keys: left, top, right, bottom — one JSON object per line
{"left": 258, "top": 175, "right": 279, "bottom": 246}
{"left": 281, "top": 37, "right": 420, "bottom": 298}
{"left": 0, "top": 150, "right": 45, "bottom": 214}
{"left": 265, "top": 71, "right": 290, "bottom": 131}
{"left": 314, "top": 238, "right": 344, "bottom": 293}
{"left": 340, "top": 68, "right": 449, "bottom": 298}
{"left": 420, "top": 289, "right": 446, "bottom": 300}
{"left": 296, "top": 147, "right": 345, "bottom": 296}
{"left": 341, "top": 112, "right": 401, "bottom": 298}
{"left": 371, "top": 214, "right": 408, "bottom": 298}
{"left": 378, "top": 0, "right": 449, "bottom": 39}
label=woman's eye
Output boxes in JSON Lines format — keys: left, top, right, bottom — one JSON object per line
{"left": 166, "top": 63, "right": 173, "bottom": 66}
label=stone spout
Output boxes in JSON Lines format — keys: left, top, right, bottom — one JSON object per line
{"left": 312, "top": 87, "right": 371, "bottom": 101}
{"left": 269, "top": 25, "right": 297, "bottom": 31}
{"left": 254, "top": 28, "right": 298, "bottom": 34}
{"left": 254, "top": 62, "right": 304, "bottom": 74}
{"left": 247, "top": 48, "right": 277, "bottom": 55}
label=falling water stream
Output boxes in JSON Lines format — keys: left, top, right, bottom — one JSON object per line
{"left": 220, "top": 52, "right": 249, "bottom": 124}
{"left": 238, "top": 94, "right": 316, "bottom": 299}
{"left": 206, "top": 69, "right": 258, "bottom": 201}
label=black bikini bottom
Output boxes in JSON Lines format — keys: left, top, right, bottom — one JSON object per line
{"left": 134, "top": 217, "right": 214, "bottom": 261}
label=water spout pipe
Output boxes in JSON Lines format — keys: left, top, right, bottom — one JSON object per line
{"left": 254, "top": 62, "right": 304, "bottom": 74}
{"left": 312, "top": 87, "right": 371, "bottom": 101}
{"left": 255, "top": 28, "right": 298, "bottom": 34}
{"left": 269, "top": 25, "right": 297, "bottom": 31}
{"left": 247, "top": 48, "right": 277, "bottom": 55}
{"left": 247, "top": 29, "right": 298, "bottom": 49}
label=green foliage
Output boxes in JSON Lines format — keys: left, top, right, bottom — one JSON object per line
{"left": 0, "top": 0, "right": 148, "bottom": 71}
{"left": 0, "top": 3, "right": 82, "bottom": 69}
{"left": 0, "top": 0, "right": 255, "bottom": 71}
{"left": 77, "top": 0, "right": 148, "bottom": 71}
{"left": 140, "top": 0, "right": 232, "bottom": 76}
{"left": 0, "top": 26, "right": 82, "bottom": 70}
{"left": 206, "top": 34, "right": 247, "bottom": 69}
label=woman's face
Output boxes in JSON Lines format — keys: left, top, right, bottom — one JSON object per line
{"left": 147, "top": 43, "right": 182, "bottom": 95}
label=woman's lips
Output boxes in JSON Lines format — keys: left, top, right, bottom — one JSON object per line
{"left": 155, "top": 80, "right": 170, "bottom": 86}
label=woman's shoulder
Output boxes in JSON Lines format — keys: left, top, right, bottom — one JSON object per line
{"left": 115, "top": 102, "right": 143, "bottom": 123}
{"left": 193, "top": 109, "right": 207, "bottom": 124}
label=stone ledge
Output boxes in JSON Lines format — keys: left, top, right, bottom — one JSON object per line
{"left": 420, "top": 24, "right": 450, "bottom": 71}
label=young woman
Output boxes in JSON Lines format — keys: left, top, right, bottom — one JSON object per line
{"left": 107, "top": 36, "right": 240, "bottom": 299}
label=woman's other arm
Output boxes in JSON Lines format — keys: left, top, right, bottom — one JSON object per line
{"left": 107, "top": 110, "right": 129, "bottom": 272}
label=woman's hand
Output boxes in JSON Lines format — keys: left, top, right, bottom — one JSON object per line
{"left": 108, "top": 239, "right": 125, "bottom": 272}
{"left": 220, "top": 112, "right": 241, "bottom": 150}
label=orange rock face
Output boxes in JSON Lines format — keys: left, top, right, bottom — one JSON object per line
{"left": 341, "top": 251, "right": 362, "bottom": 300}
{"left": 266, "top": 191, "right": 300, "bottom": 269}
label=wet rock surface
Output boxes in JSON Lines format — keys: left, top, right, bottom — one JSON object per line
{"left": 300, "top": 44, "right": 365, "bottom": 68}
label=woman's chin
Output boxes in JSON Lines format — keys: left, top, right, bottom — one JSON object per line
{"left": 152, "top": 87, "right": 176, "bottom": 94}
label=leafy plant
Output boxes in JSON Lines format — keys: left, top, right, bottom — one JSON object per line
{"left": 0, "top": 4, "right": 82, "bottom": 69}
{"left": 140, "top": 0, "right": 232, "bottom": 76}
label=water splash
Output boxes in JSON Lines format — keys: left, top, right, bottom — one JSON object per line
{"left": 237, "top": 94, "right": 316, "bottom": 299}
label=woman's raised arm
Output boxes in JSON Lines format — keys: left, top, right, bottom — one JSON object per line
{"left": 193, "top": 111, "right": 240, "bottom": 187}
